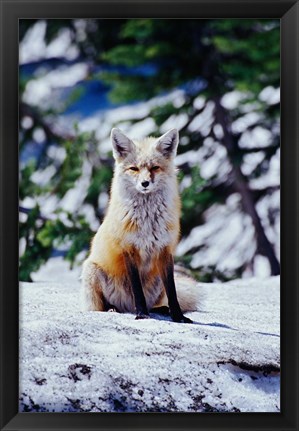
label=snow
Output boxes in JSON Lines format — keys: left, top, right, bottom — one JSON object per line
{"left": 23, "top": 63, "right": 89, "bottom": 107}
{"left": 125, "top": 117, "right": 156, "bottom": 137}
{"left": 241, "top": 151, "right": 265, "bottom": 176}
{"left": 19, "top": 21, "right": 79, "bottom": 64}
{"left": 250, "top": 149, "right": 280, "bottom": 189}
{"left": 239, "top": 126, "right": 273, "bottom": 149}
{"left": 32, "top": 127, "right": 46, "bottom": 143}
{"left": 253, "top": 255, "right": 271, "bottom": 277}
{"left": 176, "top": 195, "right": 257, "bottom": 274}
{"left": 193, "top": 95, "right": 205, "bottom": 110}
{"left": 221, "top": 91, "right": 248, "bottom": 110}
{"left": 20, "top": 257, "right": 280, "bottom": 413}
{"left": 188, "top": 101, "right": 214, "bottom": 133}
{"left": 160, "top": 113, "right": 189, "bottom": 133}
{"left": 19, "top": 21, "right": 47, "bottom": 64}
{"left": 59, "top": 160, "right": 92, "bottom": 213}
{"left": 259, "top": 86, "right": 280, "bottom": 105}
{"left": 21, "top": 116, "right": 34, "bottom": 129}
{"left": 199, "top": 144, "right": 230, "bottom": 180}
{"left": 232, "top": 112, "right": 262, "bottom": 134}
{"left": 31, "top": 165, "right": 56, "bottom": 186}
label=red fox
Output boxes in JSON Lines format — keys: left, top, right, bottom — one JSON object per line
{"left": 81, "top": 128, "right": 200, "bottom": 323}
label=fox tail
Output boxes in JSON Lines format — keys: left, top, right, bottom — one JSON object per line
{"left": 174, "top": 273, "right": 204, "bottom": 312}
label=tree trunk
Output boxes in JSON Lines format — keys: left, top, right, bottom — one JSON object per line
{"left": 213, "top": 98, "right": 280, "bottom": 275}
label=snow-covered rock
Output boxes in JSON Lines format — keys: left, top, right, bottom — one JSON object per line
{"left": 19, "top": 265, "right": 280, "bottom": 413}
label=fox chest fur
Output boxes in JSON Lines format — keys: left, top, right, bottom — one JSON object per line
{"left": 119, "top": 189, "right": 179, "bottom": 258}
{"left": 90, "top": 182, "right": 180, "bottom": 274}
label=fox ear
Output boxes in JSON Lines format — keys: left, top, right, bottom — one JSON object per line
{"left": 156, "top": 129, "right": 179, "bottom": 158}
{"left": 111, "top": 128, "right": 134, "bottom": 160}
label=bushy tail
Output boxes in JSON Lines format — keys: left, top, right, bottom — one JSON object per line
{"left": 174, "top": 273, "right": 203, "bottom": 313}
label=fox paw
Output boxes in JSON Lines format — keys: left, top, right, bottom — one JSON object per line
{"left": 135, "top": 313, "right": 150, "bottom": 320}
{"left": 171, "top": 315, "right": 193, "bottom": 324}
{"left": 151, "top": 306, "right": 170, "bottom": 315}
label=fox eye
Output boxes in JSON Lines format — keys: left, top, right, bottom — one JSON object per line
{"left": 129, "top": 166, "right": 139, "bottom": 171}
{"left": 151, "top": 166, "right": 160, "bottom": 171}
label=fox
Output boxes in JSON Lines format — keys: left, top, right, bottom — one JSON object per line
{"left": 81, "top": 127, "right": 200, "bottom": 323}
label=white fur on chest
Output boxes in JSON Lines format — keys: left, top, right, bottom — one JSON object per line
{"left": 122, "top": 191, "right": 177, "bottom": 256}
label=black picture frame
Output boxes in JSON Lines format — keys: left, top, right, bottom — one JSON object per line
{"left": 1, "top": 1, "right": 298, "bottom": 430}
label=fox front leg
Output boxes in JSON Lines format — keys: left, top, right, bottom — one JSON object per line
{"left": 161, "top": 253, "right": 193, "bottom": 324}
{"left": 125, "top": 256, "right": 150, "bottom": 320}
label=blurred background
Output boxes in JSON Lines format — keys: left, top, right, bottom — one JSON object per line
{"left": 19, "top": 19, "right": 280, "bottom": 282}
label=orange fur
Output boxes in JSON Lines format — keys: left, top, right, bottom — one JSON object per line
{"left": 90, "top": 231, "right": 127, "bottom": 278}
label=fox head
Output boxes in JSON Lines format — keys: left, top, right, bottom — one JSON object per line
{"left": 111, "top": 128, "right": 179, "bottom": 195}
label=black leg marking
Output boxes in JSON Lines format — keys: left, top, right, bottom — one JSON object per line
{"left": 125, "top": 257, "right": 149, "bottom": 319}
{"left": 135, "top": 313, "right": 150, "bottom": 320}
{"left": 162, "top": 256, "right": 193, "bottom": 324}
{"left": 104, "top": 299, "right": 119, "bottom": 313}
{"left": 107, "top": 307, "right": 118, "bottom": 313}
{"left": 150, "top": 306, "right": 170, "bottom": 315}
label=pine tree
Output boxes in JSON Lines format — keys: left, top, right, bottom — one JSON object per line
{"left": 19, "top": 19, "right": 280, "bottom": 281}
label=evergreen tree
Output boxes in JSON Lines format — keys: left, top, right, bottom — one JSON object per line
{"left": 19, "top": 19, "right": 280, "bottom": 281}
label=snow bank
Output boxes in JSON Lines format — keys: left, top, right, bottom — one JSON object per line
{"left": 19, "top": 266, "right": 280, "bottom": 413}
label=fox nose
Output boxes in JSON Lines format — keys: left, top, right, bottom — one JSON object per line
{"left": 141, "top": 181, "right": 150, "bottom": 188}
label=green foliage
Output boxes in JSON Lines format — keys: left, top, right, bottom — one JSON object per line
{"left": 86, "top": 165, "right": 113, "bottom": 208}
{"left": 101, "top": 42, "right": 172, "bottom": 67}
{"left": 20, "top": 208, "right": 94, "bottom": 281}
{"left": 210, "top": 20, "right": 280, "bottom": 93}
{"left": 19, "top": 18, "right": 280, "bottom": 280}
{"left": 63, "top": 87, "right": 86, "bottom": 112}
{"left": 179, "top": 167, "right": 214, "bottom": 233}
{"left": 120, "top": 19, "right": 155, "bottom": 40}
{"left": 151, "top": 103, "right": 181, "bottom": 127}
{"left": 19, "top": 206, "right": 52, "bottom": 282}
{"left": 19, "top": 129, "right": 100, "bottom": 281}
{"left": 99, "top": 19, "right": 280, "bottom": 101}
{"left": 19, "top": 161, "right": 42, "bottom": 200}
{"left": 52, "top": 130, "right": 90, "bottom": 198}
{"left": 37, "top": 211, "right": 93, "bottom": 268}
{"left": 100, "top": 72, "right": 157, "bottom": 103}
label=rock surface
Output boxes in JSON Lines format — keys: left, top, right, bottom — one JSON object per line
{"left": 19, "top": 271, "right": 280, "bottom": 413}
